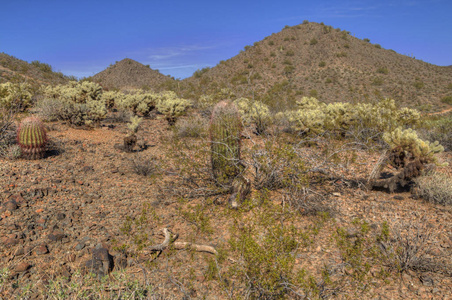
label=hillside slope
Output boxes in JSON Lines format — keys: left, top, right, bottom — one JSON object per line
{"left": 0, "top": 53, "right": 71, "bottom": 86}
{"left": 182, "top": 22, "right": 452, "bottom": 112}
{"left": 91, "top": 58, "right": 175, "bottom": 90}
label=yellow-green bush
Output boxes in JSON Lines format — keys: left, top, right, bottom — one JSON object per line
{"left": 383, "top": 127, "right": 444, "bottom": 165}
{"left": 233, "top": 97, "right": 272, "bottom": 134}
{"left": 0, "top": 82, "right": 33, "bottom": 110}
{"left": 41, "top": 81, "right": 106, "bottom": 126}
{"left": 279, "top": 98, "right": 420, "bottom": 137}
{"left": 155, "top": 92, "right": 191, "bottom": 126}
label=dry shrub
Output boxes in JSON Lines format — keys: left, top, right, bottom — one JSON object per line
{"left": 414, "top": 171, "right": 452, "bottom": 206}
{"left": 130, "top": 154, "right": 159, "bottom": 177}
{"left": 378, "top": 218, "right": 449, "bottom": 275}
{"left": 173, "top": 114, "right": 207, "bottom": 138}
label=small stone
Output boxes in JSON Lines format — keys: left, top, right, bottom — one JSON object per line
{"left": 5, "top": 200, "right": 18, "bottom": 211}
{"left": 332, "top": 192, "right": 341, "bottom": 197}
{"left": 15, "top": 262, "right": 31, "bottom": 273}
{"left": 56, "top": 213, "right": 66, "bottom": 220}
{"left": 75, "top": 242, "right": 85, "bottom": 251}
{"left": 35, "top": 244, "right": 49, "bottom": 255}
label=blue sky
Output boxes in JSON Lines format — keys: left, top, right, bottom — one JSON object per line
{"left": 1, "top": 0, "right": 451, "bottom": 79}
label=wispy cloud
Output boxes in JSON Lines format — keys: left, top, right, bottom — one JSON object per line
{"left": 147, "top": 44, "right": 219, "bottom": 61}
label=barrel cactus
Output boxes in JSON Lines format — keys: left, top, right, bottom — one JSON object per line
{"left": 17, "top": 116, "right": 47, "bottom": 159}
{"left": 209, "top": 101, "right": 243, "bottom": 185}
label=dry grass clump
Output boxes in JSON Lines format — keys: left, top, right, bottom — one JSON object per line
{"left": 414, "top": 171, "right": 452, "bottom": 206}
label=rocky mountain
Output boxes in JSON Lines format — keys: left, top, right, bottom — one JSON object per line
{"left": 91, "top": 58, "right": 175, "bottom": 90}
{"left": 182, "top": 22, "right": 452, "bottom": 112}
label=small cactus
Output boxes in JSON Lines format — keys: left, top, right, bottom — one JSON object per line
{"left": 17, "top": 116, "right": 47, "bottom": 159}
{"left": 209, "top": 101, "right": 243, "bottom": 185}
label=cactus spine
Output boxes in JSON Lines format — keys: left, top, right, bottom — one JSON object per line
{"left": 209, "top": 101, "right": 243, "bottom": 185}
{"left": 17, "top": 116, "right": 47, "bottom": 159}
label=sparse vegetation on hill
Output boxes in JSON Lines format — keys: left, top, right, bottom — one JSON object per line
{"left": 0, "top": 53, "right": 73, "bottom": 86}
{"left": 91, "top": 58, "right": 175, "bottom": 91}
{"left": 181, "top": 22, "right": 452, "bottom": 113}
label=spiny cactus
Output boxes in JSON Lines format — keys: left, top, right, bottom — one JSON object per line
{"left": 17, "top": 116, "right": 47, "bottom": 159}
{"left": 209, "top": 101, "right": 243, "bottom": 185}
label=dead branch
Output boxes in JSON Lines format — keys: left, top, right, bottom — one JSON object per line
{"left": 146, "top": 228, "right": 218, "bottom": 255}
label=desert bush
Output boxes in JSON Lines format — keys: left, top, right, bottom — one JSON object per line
{"left": 441, "top": 95, "right": 452, "bottom": 105}
{"left": 378, "top": 219, "right": 446, "bottom": 274}
{"left": 155, "top": 92, "right": 191, "bottom": 126}
{"left": 0, "top": 82, "right": 33, "bottom": 110}
{"left": 174, "top": 114, "right": 207, "bottom": 138}
{"left": 130, "top": 154, "right": 159, "bottom": 177}
{"left": 419, "top": 115, "right": 452, "bottom": 151}
{"left": 414, "top": 171, "right": 452, "bottom": 206}
{"left": 310, "top": 38, "right": 318, "bottom": 45}
{"left": 234, "top": 97, "right": 272, "bottom": 134}
{"left": 279, "top": 98, "right": 420, "bottom": 138}
{"left": 251, "top": 140, "right": 307, "bottom": 190}
{"left": 42, "top": 81, "right": 107, "bottom": 126}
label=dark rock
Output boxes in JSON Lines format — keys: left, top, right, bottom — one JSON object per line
{"left": 48, "top": 231, "right": 66, "bottom": 242}
{"left": 56, "top": 213, "right": 66, "bottom": 220}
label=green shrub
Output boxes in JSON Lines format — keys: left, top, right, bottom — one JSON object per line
{"left": 318, "top": 61, "right": 326, "bottom": 67}
{"left": 441, "top": 95, "right": 452, "bottom": 105}
{"left": 309, "top": 38, "right": 318, "bottom": 45}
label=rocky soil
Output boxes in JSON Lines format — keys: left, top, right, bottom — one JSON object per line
{"left": 0, "top": 116, "right": 451, "bottom": 299}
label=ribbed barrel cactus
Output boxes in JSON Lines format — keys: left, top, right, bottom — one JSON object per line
{"left": 17, "top": 116, "right": 47, "bottom": 159}
{"left": 209, "top": 101, "right": 243, "bottom": 185}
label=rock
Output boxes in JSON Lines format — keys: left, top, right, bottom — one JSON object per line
{"left": 420, "top": 275, "right": 434, "bottom": 286}
{"left": 4, "top": 199, "right": 18, "bottom": 211}
{"left": 56, "top": 213, "right": 66, "bottom": 220}
{"left": 35, "top": 244, "right": 49, "bottom": 255}
{"left": 48, "top": 231, "right": 66, "bottom": 242}
{"left": 15, "top": 262, "right": 31, "bottom": 273}
{"left": 75, "top": 242, "right": 85, "bottom": 251}
{"left": 332, "top": 192, "right": 341, "bottom": 197}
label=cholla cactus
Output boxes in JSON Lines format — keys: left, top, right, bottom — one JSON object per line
{"left": 155, "top": 94, "right": 191, "bottom": 126}
{"left": 0, "top": 82, "right": 33, "bottom": 110}
{"left": 41, "top": 81, "right": 107, "bottom": 126}
{"left": 289, "top": 108, "right": 325, "bottom": 135}
{"left": 127, "top": 115, "right": 143, "bottom": 134}
{"left": 17, "top": 116, "right": 47, "bottom": 159}
{"left": 295, "top": 96, "right": 324, "bottom": 110}
{"left": 370, "top": 128, "right": 445, "bottom": 192}
{"left": 233, "top": 98, "right": 272, "bottom": 134}
{"left": 383, "top": 127, "right": 444, "bottom": 166}
{"left": 209, "top": 101, "right": 243, "bottom": 185}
